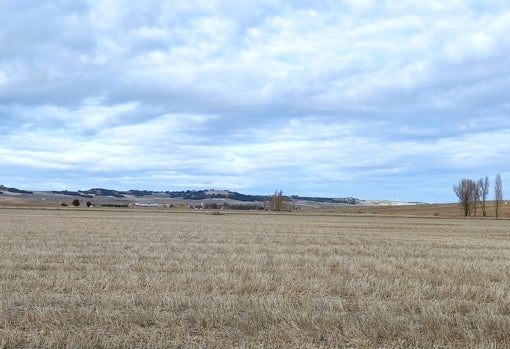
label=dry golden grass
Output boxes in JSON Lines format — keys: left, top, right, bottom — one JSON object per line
{"left": 1, "top": 208, "right": 509, "bottom": 348}
{"left": 324, "top": 201, "right": 510, "bottom": 218}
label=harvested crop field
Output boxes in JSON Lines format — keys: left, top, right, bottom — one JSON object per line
{"left": 1, "top": 208, "right": 509, "bottom": 348}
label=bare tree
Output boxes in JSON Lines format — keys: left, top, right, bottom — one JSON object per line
{"left": 472, "top": 186, "right": 480, "bottom": 217}
{"left": 270, "top": 190, "right": 284, "bottom": 211}
{"left": 268, "top": 190, "right": 294, "bottom": 211}
{"left": 453, "top": 179, "right": 478, "bottom": 216}
{"left": 495, "top": 173, "right": 503, "bottom": 218}
{"left": 477, "top": 176, "right": 489, "bottom": 217}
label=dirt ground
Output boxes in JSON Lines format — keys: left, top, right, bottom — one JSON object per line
{"left": 0, "top": 197, "right": 510, "bottom": 218}
{"left": 329, "top": 200, "right": 510, "bottom": 218}
{"left": 1, "top": 195, "right": 508, "bottom": 218}
{"left": 0, "top": 208, "right": 509, "bottom": 348}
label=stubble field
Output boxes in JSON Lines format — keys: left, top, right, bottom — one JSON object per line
{"left": 0, "top": 208, "right": 509, "bottom": 348}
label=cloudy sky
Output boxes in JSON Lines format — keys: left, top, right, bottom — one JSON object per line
{"left": 1, "top": 1, "right": 509, "bottom": 202}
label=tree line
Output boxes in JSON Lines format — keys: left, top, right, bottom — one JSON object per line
{"left": 453, "top": 174, "right": 503, "bottom": 217}
{"left": 265, "top": 190, "right": 296, "bottom": 211}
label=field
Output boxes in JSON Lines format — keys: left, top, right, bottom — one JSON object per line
{"left": 1, "top": 208, "right": 509, "bottom": 348}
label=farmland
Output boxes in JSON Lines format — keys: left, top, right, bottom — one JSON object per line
{"left": 1, "top": 208, "right": 509, "bottom": 348}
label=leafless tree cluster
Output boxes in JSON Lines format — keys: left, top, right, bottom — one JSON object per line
{"left": 270, "top": 190, "right": 284, "bottom": 211}
{"left": 265, "top": 190, "right": 294, "bottom": 211}
{"left": 453, "top": 175, "right": 502, "bottom": 217}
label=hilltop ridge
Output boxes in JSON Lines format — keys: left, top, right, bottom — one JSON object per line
{"left": 1, "top": 185, "right": 367, "bottom": 208}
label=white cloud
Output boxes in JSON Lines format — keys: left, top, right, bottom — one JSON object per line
{"left": 1, "top": 1, "right": 510, "bottom": 201}
{"left": 342, "top": 0, "right": 375, "bottom": 12}
{"left": 11, "top": 101, "right": 139, "bottom": 135}
{"left": 97, "top": 113, "right": 215, "bottom": 146}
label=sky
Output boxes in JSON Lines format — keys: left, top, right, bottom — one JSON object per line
{"left": 1, "top": 1, "right": 509, "bottom": 203}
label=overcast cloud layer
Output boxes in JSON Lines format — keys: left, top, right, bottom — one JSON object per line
{"left": 1, "top": 1, "right": 509, "bottom": 202}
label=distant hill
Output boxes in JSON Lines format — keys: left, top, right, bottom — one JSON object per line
{"left": 51, "top": 188, "right": 360, "bottom": 203}
{"left": 1, "top": 186, "right": 362, "bottom": 206}
{"left": 291, "top": 195, "right": 360, "bottom": 205}
{"left": 0, "top": 185, "right": 33, "bottom": 194}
